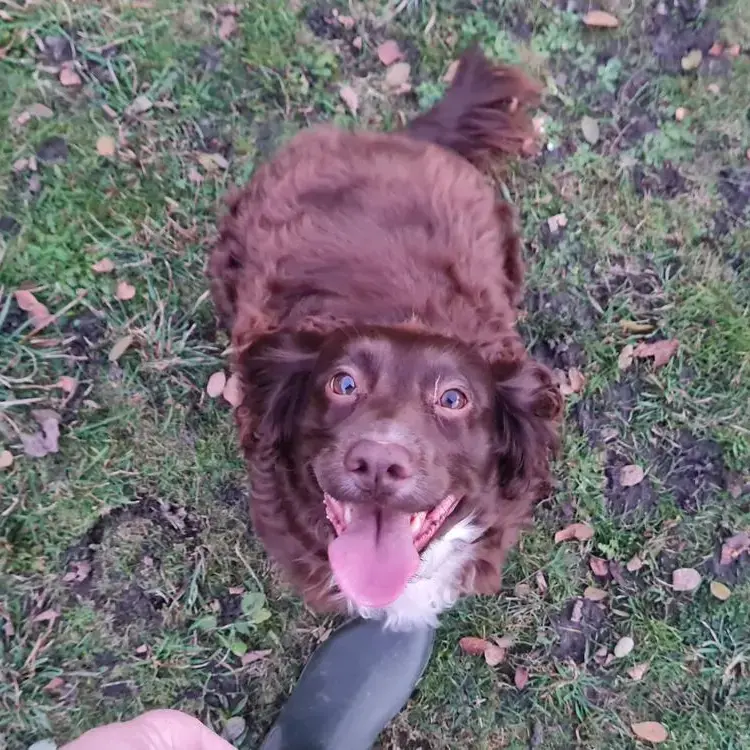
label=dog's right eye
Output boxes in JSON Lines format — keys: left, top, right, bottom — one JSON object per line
{"left": 330, "top": 372, "right": 358, "bottom": 397}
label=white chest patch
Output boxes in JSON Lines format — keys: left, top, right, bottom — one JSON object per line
{"left": 346, "top": 516, "right": 484, "bottom": 630}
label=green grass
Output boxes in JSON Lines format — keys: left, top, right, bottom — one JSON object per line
{"left": 2, "top": 1, "right": 750, "bottom": 748}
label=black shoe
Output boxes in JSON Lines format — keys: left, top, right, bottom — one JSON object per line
{"left": 259, "top": 617, "right": 435, "bottom": 750}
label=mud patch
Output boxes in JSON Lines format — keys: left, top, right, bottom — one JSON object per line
{"left": 217, "top": 482, "right": 248, "bottom": 508}
{"left": 717, "top": 167, "right": 750, "bottom": 224}
{"left": 551, "top": 597, "right": 608, "bottom": 664}
{"left": 647, "top": 4, "right": 719, "bottom": 75}
{"left": 591, "top": 256, "right": 669, "bottom": 313}
{"left": 655, "top": 432, "right": 726, "bottom": 512}
{"left": 632, "top": 162, "right": 687, "bottom": 199}
{"left": 573, "top": 378, "right": 640, "bottom": 447}
{"left": 604, "top": 450, "right": 660, "bottom": 516}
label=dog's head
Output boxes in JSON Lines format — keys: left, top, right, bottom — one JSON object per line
{"left": 236, "top": 326, "right": 560, "bottom": 609}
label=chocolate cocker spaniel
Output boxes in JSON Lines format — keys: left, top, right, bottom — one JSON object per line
{"left": 209, "top": 49, "right": 563, "bottom": 630}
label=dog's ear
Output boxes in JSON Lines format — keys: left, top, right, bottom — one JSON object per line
{"left": 493, "top": 358, "right": 562, "bottom": 501}
{"left": 234, "top": 330, "right": 323, "bottom": 449}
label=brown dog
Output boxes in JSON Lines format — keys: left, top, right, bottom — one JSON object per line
{"left": 209, "top": 49, "right": 562, "bottom": 629}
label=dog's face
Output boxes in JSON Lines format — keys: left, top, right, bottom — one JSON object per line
{"left": 240, "top": 326, "right": 560, "bottom": 610}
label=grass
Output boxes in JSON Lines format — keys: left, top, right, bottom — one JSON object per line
{"left": 1, "top": 0, "right": 749, "bottom": 748}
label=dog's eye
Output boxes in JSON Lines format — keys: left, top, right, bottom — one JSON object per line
{"left": 330, "top": 372, "right": 358, "bottom": 396}
{"left": 439, "top": 388, "right": 468, "bottom": 410}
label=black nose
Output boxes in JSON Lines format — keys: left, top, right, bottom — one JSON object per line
{"left": 344, "top": 439, "right": 414, "bottom": 492}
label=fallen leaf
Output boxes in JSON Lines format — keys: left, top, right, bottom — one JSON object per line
{"left": 618, "top": 343, "right": 635, "bottom": 370}
{"left": 620, "top": 320, "right": 655, "bottom": 334}
{"left": 675, "top": 106, "right": 687, "bottom": 122}
{"left": 484, "top": 643, "right": 506, "bottom": 666}
{"left": 339, "top": 85, "right": 359, "bottom": 115}
{"left": 681, "top": 48, "right": 703, "bottom": 71}
{"left": 352, "top": 36, "right": 363, "bottom": 51}
{"left": 619, "top": 464, "right": 645, "bottom": 487}
{"left": 720, "top": 532, "right": 750, "bottom": 565}
{"left": 631, "top": 721, "right": 668, "bottom": 744}
{"left": 626, "top": 555, "right": 644, "bottom": 572}
{"left": 32, "top": 609, "right": 60, "bottom": 624}
{"left": 96, "top": 135, "right": 116, "bottom": 158}
{"left": 570, "top": 599, "right": 584, "bottom": 623}
{"left": 614, "top": 636, "right": 634, "bottom": 658}
{"left": 57, "top": 376, "right": 77, "bottom": 393}
{"left": 584, "top": 586, "right": 608, "bottom": 602}
{"left": 459, "top": 636, "right": 488, "bottom": 656}
{"left": 115, "top": 281, "right": 136, "bottom": 301}
{"left": 43, "top": 676, "right": 65, "bottom": 693}
{"left": 109, "top": 334, "right": 134, "bottom": 362}
{"left": 514, "top": 666, "right": 529, "bottom": 690}
{"left": 627, "top": 661, "right": 651, "bottom": 681}
{"left": 672, "top": 567, "right": 702, "bottom": 592}
{"left": 16, "top": 111, "right": 32, "bottom": 127}
{"left": 581, "top": 115, "right": 600, "bottom": 145}
{"left": 13, "top": 158, "right": 28, "bottom": 172}
{"left": 633, "top": 339, "right": 679, "bottom": 368}
{"left": 556, "top": 366, "right": 585, "bottom": 396}
{"left": 0, "top": 450, "right": 13, "bottom": 470}
{"left": 443, "top": 59, "right": 460, "bottom": 84}
{"left": 708, "top": 42, "right": 724, "bottom": 57}
{"left": 207, "top": 371, "right": 227, "bottom": 398}
{"left": 92, "top": 258, "right": 115, "bottom": 273}
{"left": 222, "top": 373, "right": 242, "bottom": 407}
{"left": 710, "top": 581, "right": 731, "bottom": 601}
{"left": 188, "top": 167, "right": 204, "bottom": 184}
{"left": 127, "top": 94, "right": 153, "bottom": 116}
{"left": 385, "top": 62, "right": 411, "bottom": 90}
{"left": 197, "top": 152, "right": 229, "bottom": 171}
{"left": 63, "top": 560, "right": 91, "bottom": 583}
{"left": 28, "top": 103, "right": 54, "bottom": 119}
{"left": 589, "top": 556, "right": 609, "bottom": 577}
{"left": 337, "top": 14, "right": 355, "bottom": 29}
{"left": 223, "top": 716, "right": 246, "bottom": 742}
{"left": 707, "top": 82, "right": 720, "bottom": 94}
{"left": 241, "top": 649, "right": 272, "bottom": 666}
{"left": 22, "top": 410, "right": 61, "bottom": 458}
{"left": 535, "top": 570, "right": 548, "bottom": 594}
{"left": 218, "top": 14, "right": 237, "bottom": 40}
{"left": 582, "top": 10, "right": 619, "bottom": 28}
{"left": 15, "top": 289, "right": 50, "bottom": 326}
{"left": 59, "top": 66, "right": 82, "bottom": 86}
{"left": 377, "top": 40, "right": 403, "bottom": 66}
{"left": 514, "top": 582, "right": 532, "bottom": 598}
{"left": 547, "top": 213, "right": 568, "bottom": 234}
{"left": 727, "top": 43, "right": 741, "bottom": 57}
{"left": 554, "top": 522, "right": 595, "bottom": 543}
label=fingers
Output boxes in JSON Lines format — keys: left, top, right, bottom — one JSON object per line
{"left": 61, "top": 709, "right": 236, "bottom": 750}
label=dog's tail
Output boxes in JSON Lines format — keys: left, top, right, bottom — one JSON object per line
{"left": 408, "top": 47, "right": 541, "bottom": 167}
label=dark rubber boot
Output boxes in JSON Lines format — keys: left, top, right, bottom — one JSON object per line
{"left": 259, "top": 617, "right": 436, "bottom": 750}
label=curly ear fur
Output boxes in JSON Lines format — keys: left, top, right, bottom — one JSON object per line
{"left": 234, "top": 331, "right": 322, "bottom": 451}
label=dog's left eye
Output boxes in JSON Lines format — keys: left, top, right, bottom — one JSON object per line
{"left": 439, "top": 388, "right": 468, "bottom": 410}
{"left": 330, "top": 372, "right": 358, "bottom": 396}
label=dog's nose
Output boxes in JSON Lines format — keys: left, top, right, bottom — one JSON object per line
{"left": 344, "top": 440, "right": 414, "bottom": 492}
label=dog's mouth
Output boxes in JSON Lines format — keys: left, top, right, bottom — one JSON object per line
{"left": 324, "top": 493, "right": 461, "bottom": 609}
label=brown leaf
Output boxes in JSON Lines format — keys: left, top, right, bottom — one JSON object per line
{"left": 127, "top": 94, "right": 153, "bottom": 116}
{"left": 570, "top": 599, "right": 584, "bottom": 623}
{"left": 620, "top": 320, "right": 655, "bottom": 334}
{"left": 43, "top": 676, "right": 65, "bottom": 693}
{"left": 188, "top": 167, "right": 204, "bottom": 184}
{"left": 92, "top": 257, "right": 115, "bottom": 273}
{"left": 63, "top": 560, "right": 92, "bottom": 583}
{"left": 377, "top": 40, "right": 403, "bottom": 66}
{"left": 206, "top": 371, "right": 227, "bottom": 398}
{"left": 241, "top": 649, "right": 272, "bottom": 666}
{"left": 708, "top": 42, "right": 724, "bottom": 57}
{"left": 56, "top": 376, "right": 77, "bottom": 393}
{"left": 581, "top": 116, "right": 600, "bottom": 145}
{"left": 514, "top": 666, "right": 529, "bottom": 690}
{"left": 633, "top": 339, "right": 679, "bottom": 368}
{"left": 547, "top": 213, "right": 568, "bottom": 234}
{"left": 556, "top": 366, "right": 585, "bottom": 396}
{"left": 631, "top": 721, "right": 668, "bottom": 744}
{"left": 385, "top": 62, "right": 411, "bottom": 90}
{"left": 22, "top": 410, "right": 61, "bottom": 458}
{"left": 484, "top": 644, "right": 506, "bottom": 666}
{"left": 627, "top": 661, "right": 651, "bottom": 681}
{"left": 672, "top": 567, "right": 702, "bottom": 592}
{"left": 554, "top": 522, "right": 594, "bottom": 543}
{"left": 14, "top": 289, "right": 42, "bottom": 311}
{"left": 720, "top": 532, "right": 750, "bottom": 565}
{"left": 96, "top": 135, "right": 116, "bottom": 158}
{"left": 32, "top": 609, "right": 60, "bottom": 624}
{"left": 589, "top": 556, "right": 609, "bottom": 577}
{"left": 29, "top": 103, "right": 54, "bottom": 119}
{"left": 535, "top": 570, "right": 548, "bottom": 594}
{"left": 619, "top": 464, "right": 645, "bottom": 487}
{"left": 3, "top": 618, "right": 15, "bottom": 637}
{"left": 218, "top": 15, "right": 238, "bottom": 41}
{"left": 135, "top": 644, "right": 149, "bottom": 655}
{"left": 443, "top": 59, "right": 460, "bottom": 84}
{"left": 459, "top": 636, "right": 488, "bottom": 656}
{"left": 109, "top": 334, "right": 134, "bottom": 362}
{"left": 115, "top": 281, "right": 136, "bottom": 301}
{"left": 14, "top": 290, "right": 52, "bottom": 328}
{"left": 626, "top": 555, "right": 644, "bottom": 572}
{"left": 222, "top": 373, "right": 242, "bottom": 407}
{"left": 582, "top": 10, "right": 619, "bottom": 28}
{"left": 681, "top": 48, "right": 703, "bottom": 71}
{"left": 584, "top": 586, "right": 608, "bottom": 602}
{"left": 675, "top": 106, "right": 687, "bottom": 122}
{"left": 337, "top": 14, "right": 356, "bottom": 29}
{"left": 614, "top": 636, "right": 634, "bottom": 658}
{"left": 618, "top": 343, "right": 635, "bottom": 370}
{"left": 0, "top": 450, "right": 13, "bottom": 470}
{"left": 514, "top": 582, "right": 532, "bottom": 598}
{"left": 710, "top": 581, "right": 731, "bottom": 601}
{"left": 727, "top": 43, "right": 741, "bottom": 57}
{"left": 59, "top": 66, "right": 82, "bottom": 87}
{"left": 339, "top": 85, "right": 359, "bottom": 115}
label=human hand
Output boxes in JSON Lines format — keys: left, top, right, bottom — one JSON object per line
{"left": 61, "top": 709, "right": 235, "bottom": 750}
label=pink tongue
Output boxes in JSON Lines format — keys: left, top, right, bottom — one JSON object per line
{"left": 328, "top": 506, "right": 419, "bottom": 608}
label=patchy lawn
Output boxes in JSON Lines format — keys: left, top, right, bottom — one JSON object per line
{"left": 1, "top": 1, "right": 749, "bottom": 748}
